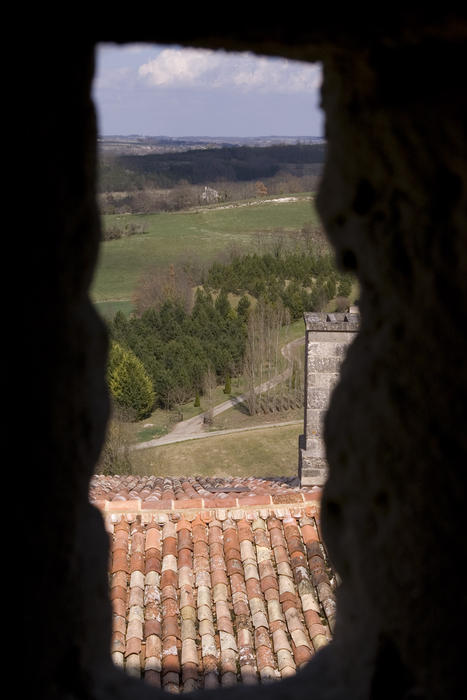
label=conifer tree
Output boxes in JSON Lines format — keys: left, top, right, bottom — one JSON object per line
{"left": 107, "top": 342, "right": 155, "bottom": 420}
{"left": 215, "top": 288, "right": 231, "bottom": 317}
{"left": 237, "top": 295, "right": 251, "bottom": 323}
{"left": 337, "top": 274, "right": 353, "bottom": 298}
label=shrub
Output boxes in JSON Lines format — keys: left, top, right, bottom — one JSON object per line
{"left": 335, "top": 296, "right": 350, "bottom": 312}
{"left": 95, "top": 404, "right": 134, "bottom": 475}
{"left": 337, "top": 274, "right": 353, "bottom": 298}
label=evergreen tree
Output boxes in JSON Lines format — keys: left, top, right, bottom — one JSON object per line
{"left": 215, "top": 288, "right": 231, "bottom": 317}
{"left": 237, "top": 295, "right": 251, "bottom": 323}
{"left": 107, "top": 340, "right": 126, "bottom": 377}
{"left": 107, "top": 342, "right": 155, "bottom": 420}
{"left": 224, "top": 375, "right": 231, "bottom": 394}
{"left": 337, "top": 274, "right": 353, "bottom": 298}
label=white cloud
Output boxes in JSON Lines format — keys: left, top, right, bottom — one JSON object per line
{"left": 138, "top": 47, "right": 321, "bottom": 94}
{"left": 139, "top": 48, "right": 221, "bottom": 87}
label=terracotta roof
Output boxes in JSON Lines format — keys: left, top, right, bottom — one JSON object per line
{"left": 91, "top": 476, "right": 335, "bottom": 690}
{"left": 90, "top": 475, "right": 321, "bottom": 512}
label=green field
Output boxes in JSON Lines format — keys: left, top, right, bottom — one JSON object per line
{"left": 130, "top": 423, "right": 302, "bottom": 477}
{"left": 208, "top": 406, "right": 303, "bottom": 433}
{"left": 94, "top": 299, "right": 135, "bottom": 319}
{"left": 91, "top": 194, "right": 318, "bottom": 304}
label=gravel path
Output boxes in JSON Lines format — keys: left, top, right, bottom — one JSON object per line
{"left": 132, "top": 419, "right": 303, "bottom": 450}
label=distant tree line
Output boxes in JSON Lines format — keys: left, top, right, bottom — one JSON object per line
{"left": 98, "top": 143, "right": 324, "bottom": 215}
{"left": 99, "top": 174, "right": 321, "bottom": 215}
{"left": 98, "top": 143, "right": 325, "bottom": 193}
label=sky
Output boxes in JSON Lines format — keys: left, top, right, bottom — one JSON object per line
{"left": 92, "top": 44, "right": 324, "bottom": 138}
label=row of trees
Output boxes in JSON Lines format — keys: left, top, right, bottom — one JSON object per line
{"left": 243, "top": 301, "right": 303, "bottom": 416}
{"left": 204, "top": 250, "right": 353, "bottom": 320}
{"left": 98, "top": 173, "right": 321, "bottom": 215}
{"left": 98, "top": 144, "right": 324, "bottom": 216}
{"left": 99, "top": 143, "right": 325, "bottom": 193}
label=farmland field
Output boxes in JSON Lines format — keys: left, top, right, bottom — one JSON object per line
{"left": 91, "top": 193, "right": 319, "bottom": 314}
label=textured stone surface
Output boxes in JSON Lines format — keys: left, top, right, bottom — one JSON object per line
{"left": 300, "top": 316, "right": 359, "bottom": 486}
{"left": 318, "top": 34, "right": 467, "bottom": 699}
{"left": 27, "top": 15, "right": 467, "bottom": 700}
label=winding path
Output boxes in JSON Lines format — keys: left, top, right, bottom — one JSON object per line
{"left": 133, "top": 335, "right": 305, "bottom": 451}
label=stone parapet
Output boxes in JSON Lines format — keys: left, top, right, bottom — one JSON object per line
{"left": 304, "top": 311, "right": 360, "bottom": 332}
{"left": 300, "top": 312, "right": 360, "bottom": 486}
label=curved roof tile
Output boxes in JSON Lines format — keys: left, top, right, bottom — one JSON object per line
{"left": 97, "top": 476, "right": 334, "bottom": 689}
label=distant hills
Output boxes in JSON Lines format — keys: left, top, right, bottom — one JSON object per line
{"left": 98, "top": 134, "right": 325, "bottom": 156}
{"left": 98, "top": 140, "right": 326, "bottom": 193}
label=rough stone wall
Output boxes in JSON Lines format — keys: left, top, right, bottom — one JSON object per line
{"left": 300, "top": 314, "right": 359, "bottom": 486}
{"left": 27, "top": 17, "right": 467, "bottom": 700}
{"left": 317, "top": 38, "right": 467, "bottom": 699}
{"left": 24, "top": 41, "right": 115, "bottom": 700}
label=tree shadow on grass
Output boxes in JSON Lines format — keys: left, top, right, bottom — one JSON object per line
{"left": 231, "top": 401, "right": 250, "bottom": 415}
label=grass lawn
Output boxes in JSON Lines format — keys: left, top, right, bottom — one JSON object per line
{"left": 129, "top": 382, "right": 246, "bottom": 444}
{"left": 129, "top": 410, "right": 179, "bottom": 443}
{"left": 130, "top": 423, "right": 303, "bottom": 477}
{"left": 129, "top": 383, "right": 303, "bottom": 444}
{"left": 209, "top": 404, "right": 303, "bottom": 432}
{"left": 91, "top": 194, "right": 318, "bottom": 303}
{"left": 94, "top": 299, "right": 135, "bottom": 319}
{"left": 279, "top": 318, "right": 307, "bottom": 344}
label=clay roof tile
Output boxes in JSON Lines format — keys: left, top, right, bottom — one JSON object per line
{"left": 102, "top": 475, "right": 335, "bottom": 686}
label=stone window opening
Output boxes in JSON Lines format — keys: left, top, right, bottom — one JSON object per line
{"left": 30, "top": 18, "right": 467, "bottom": 700}
{"left": 91, "top": 42, "right": 336, "bottom": 692}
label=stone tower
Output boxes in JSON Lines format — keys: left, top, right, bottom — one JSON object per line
{"left": 299, "top": 311, "right": 360, "bottom": 486}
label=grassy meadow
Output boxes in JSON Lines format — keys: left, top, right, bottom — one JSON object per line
{"left": 130, "top": 423, "right": 302, "bottom": 477}
{"left": 91, "top": 193, "right": 319, "bottom": 313}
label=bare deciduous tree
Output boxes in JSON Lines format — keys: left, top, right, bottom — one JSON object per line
{"left": 95, "top": 404, "right": 135, "bottom": 475}
{"left": 167, "top": 384, "right": 192, "bottom": 419}
{"left": 202, "top": 366, "right": 217, "bottom": 425}
{"left": 335, "top": 295, "right": 350, "bottom": 312}
{"left": 133, "top": 263, "right": 195, "bottom": 315}
{"left": 243, "top": 300, "right": 290, "bottom": 415}
{"left": 255, "top": 181, "right": 268, "bottom": 197}
{"left": 301, "top": 222, "right": 330, "bottom": 254}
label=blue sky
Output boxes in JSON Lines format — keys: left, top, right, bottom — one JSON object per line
{"left": 92, "top": 44, "right": 324, "bottom": 137}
